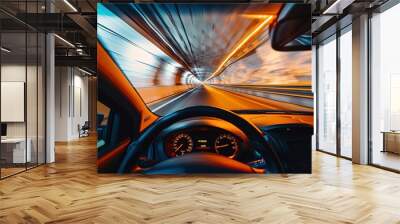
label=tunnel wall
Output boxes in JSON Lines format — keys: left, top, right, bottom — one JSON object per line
{"left": 208, "top": 39, "right": 311, "bottom": 86}
{"left": 212, "top": 84, "right": 313, "bottom": 108}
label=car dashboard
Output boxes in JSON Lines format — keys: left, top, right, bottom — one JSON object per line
{"left": 139, "top": 114, "right": 313, "bottom": 173}
{"left": 164, "top": 128, "right": 240, "bottom": 158}
{"left": 147, "top": 117, "right": 266, "bottom": 168}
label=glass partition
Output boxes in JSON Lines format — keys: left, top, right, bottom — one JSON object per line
{"left": 0, "top": 1, "right": 46, "bottom": 179}
{"left": 1, "top": 31, "right": 28, "bottom": 177}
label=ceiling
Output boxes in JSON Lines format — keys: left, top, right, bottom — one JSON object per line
{"left": 0, "top": 0, "right": 389, "bottom": 76}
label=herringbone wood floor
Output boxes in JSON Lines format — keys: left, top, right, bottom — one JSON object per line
{"left": 1, "top": 136, "right": 400, "bottom": 224}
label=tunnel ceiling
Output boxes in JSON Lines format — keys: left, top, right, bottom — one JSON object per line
{"left": 103, "top": 3, "right": 282, "bottom": 81}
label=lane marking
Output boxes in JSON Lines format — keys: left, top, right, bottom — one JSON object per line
{"left": 147, "top": 88, "right": 192, "bottom": 105}
{"left": 151, "top": 87, "right": 198, "bottom": 113}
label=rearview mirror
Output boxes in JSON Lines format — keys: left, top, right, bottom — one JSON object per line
{"left": 271, "top": 4, "right": 311, "bottom": 51}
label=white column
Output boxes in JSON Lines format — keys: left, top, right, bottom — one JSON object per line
{"left": 45, "top": 0, "right": 56, "bottom": 163}
{"left": 352, "top": 14, "right": 369, "bottom": 164}
{"left": 54, "top": 67, "right": 73, "bottom": 141}
{"left": 46, "top": 33, "right": 55, "bottom": 163}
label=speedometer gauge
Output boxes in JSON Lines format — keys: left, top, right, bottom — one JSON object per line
{"left": 214, "top": 134, "right": 239, "bottom": 158}
{"left": 172, "top": 133, "right": 193, "bottom": 156}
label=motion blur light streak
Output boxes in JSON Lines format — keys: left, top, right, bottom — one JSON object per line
{"left": 100, "top": 3, "right": 283, "bottom": 82}
{"left": 206, "top": 15, "right": 274, "bottom": 82}
{"left": 241, "top": 14, "right": 275, "bottom": 19}
{"left": 98, "top": 3, "right": 311, "bottom": 112}
{"left": 98, "top": 4, "right": 200, "bottom": 89}
{"left": 211, "top": 39, "right": 311, "bottom": 86}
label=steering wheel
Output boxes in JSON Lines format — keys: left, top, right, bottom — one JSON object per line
{"left": 118, "top": 106, "right": 284, "bottom": 174}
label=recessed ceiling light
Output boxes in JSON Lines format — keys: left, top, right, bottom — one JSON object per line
{"left": 323, "top": 0, "right": 354, "bottom": 15}
{"left": 78, "top": 67, "right": 93, "bottom": 76}
{"left": 1, "top": 47, "right": 11, "bottom": 53}
{"left": 63, "top": 0, "right": 78, "bottom": 12}
{"left": 54, "top": 34, "right": 75, "bottom": 48}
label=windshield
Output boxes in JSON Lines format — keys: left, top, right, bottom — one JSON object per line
{"left": 97, "top": 3, "right": 312, "bottom": 116}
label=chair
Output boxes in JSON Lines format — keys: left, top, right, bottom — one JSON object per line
{"left": 78, "top": 121, "right": 90, "bottom": 138}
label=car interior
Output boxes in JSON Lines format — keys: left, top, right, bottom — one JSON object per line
{"left": 97, "top": 4, "right": 313, "bottom": 175}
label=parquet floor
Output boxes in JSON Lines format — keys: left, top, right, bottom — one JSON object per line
{"left": 1, "top": 136, "right": 400, "bottom": 224}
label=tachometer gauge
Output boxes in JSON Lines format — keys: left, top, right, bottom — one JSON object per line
{"left": 172, "top": 133, "right": 193, "bottom": 156}
{"left": 214, "top": 134, "right": 239, "bottom": 158}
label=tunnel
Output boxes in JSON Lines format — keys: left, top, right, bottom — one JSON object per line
{"left": 97, "top": 3, "right": 312, "bottom": 116}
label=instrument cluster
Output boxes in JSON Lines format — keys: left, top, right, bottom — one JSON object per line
{"left": 164, "top": 128, "right": 240, "bottom": 159}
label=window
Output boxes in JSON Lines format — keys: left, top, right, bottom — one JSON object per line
{"left": 339, "top": 28, "right": 352, "bottom": 158}
{"left": 317, "top": 36, "right": 337, "bottom": 154}
{"left": 370, "top": 3, "right": 400, "bottom": 171}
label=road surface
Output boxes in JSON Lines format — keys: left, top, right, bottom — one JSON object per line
{"left": 148, "top": 85, "right": 312, "bottom": 116}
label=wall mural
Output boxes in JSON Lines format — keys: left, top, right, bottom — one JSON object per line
{"left": 97, "top": 3, "right": 313, "bottom": 174}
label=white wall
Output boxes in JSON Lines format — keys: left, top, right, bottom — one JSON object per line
{"left": 72, "top": 73, "right": 89, "bottom": 138}
{"left": 54, "top": 67, "right": 89, "bottom": 141}
{"left": 1, "top": 65, "right": 26, "bottom": 140}
{"left": 1, "top": 82, "right": 25, "bottom": 122}
{"left": 1, "top": 65, "right": 35, "bottom": 138}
